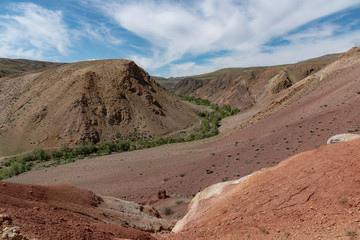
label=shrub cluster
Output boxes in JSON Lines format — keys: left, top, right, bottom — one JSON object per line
{"left": 180, "top": 95, "right": 240, "bottom": 139}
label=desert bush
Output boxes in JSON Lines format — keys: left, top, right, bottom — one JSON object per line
{"left": 206, "top": 169, "right": 213, "bottom": 174}
{"left": 51, "top": 149, "right": 63, "bottom": 158}
{"left": 162, "top": 206, "right": 173, "bottom": 215}
{"left": 2, "top": 158, "right": 14, "bottom": 167}
{"left": 73, "top": 142, "right": 96, "bottom": 156}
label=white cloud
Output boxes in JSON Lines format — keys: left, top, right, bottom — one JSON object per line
{"left": 0, "top": 3, "right": 70, "bottom": 59}
{"left": 93, "top": 0, "right": 360, "bottom": 76}
{"left": 72, "top": 20, "right": 123, "bottom": 46}
{"left": 172, "top": 29, "right": 360, "bottom": 76}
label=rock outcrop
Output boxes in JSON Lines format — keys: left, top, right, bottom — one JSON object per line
{"left": 327, "top": 133, "right": 360, "bottom": 144}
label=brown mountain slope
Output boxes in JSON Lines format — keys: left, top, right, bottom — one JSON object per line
{"left": 170, "top": 54, "right": 339, "bottom": 110}
{"left": 152, "top": 76, "right": 183, "bottom": 90}
{"left": 168, "top": 138, "right": 360, "bottom": 240}
{"left": 0, "top": 59, "right": 200, "bottom": 156}
{"left": 0, "top": 58, "right": 63, "bottom": 78}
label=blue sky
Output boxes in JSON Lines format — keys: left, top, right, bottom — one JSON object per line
{"left": 1, "top": 1, "right": 360, "bottom": 77}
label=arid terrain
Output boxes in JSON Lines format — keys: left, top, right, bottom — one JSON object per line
{"left": 0, "top": 60, "right": 200, "bottom": 156}
{"left": 1, "top": 47, "right": 360, "bottom": 239}
{"left": 169, "top": 53, "right": 339, "bottom": 110}
{"left": 168, "top": 138, "right": 360, "bottom": 239}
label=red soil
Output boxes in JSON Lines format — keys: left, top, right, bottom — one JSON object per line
{"left": 166, "top": 138, "right": 360, "bottom": 239}
{"left": 0, "top": 182, "right": 155, "bottom": 240}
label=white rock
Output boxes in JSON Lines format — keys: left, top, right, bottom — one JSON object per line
{"left": 327, "top": 133, "right": 360, "bottom": 144}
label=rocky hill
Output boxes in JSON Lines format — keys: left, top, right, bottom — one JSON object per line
{"left": 0, "top": 60, "right": 200, "bottom": 156}
{"left": 0, "top": 58, "right": 63, "bottom": 78}
{"left": 152, "top": 76, "right": 183, "bottom": 90}
{"left": 169, "top": 54, "right": 339, "bottom": 110}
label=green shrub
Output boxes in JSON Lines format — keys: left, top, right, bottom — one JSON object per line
{"left": 162, "top": 206, "right": 173, "bottom": 215}
{"left": 32, "top": 148, "right": 51, "bottom": 161}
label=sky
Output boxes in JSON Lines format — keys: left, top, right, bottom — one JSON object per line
{"left": 0, "top": 1, "right": 360, "bottom": 77}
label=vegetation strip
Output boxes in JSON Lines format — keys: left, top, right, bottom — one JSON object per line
{"left": 0, "top": 96, "right": 239, "bottom": 180}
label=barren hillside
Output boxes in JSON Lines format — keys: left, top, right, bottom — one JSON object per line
{"left": 170, "top": 54, "right": 339, "bottom": 110}
{"left": 168, "top": 138, "right": 360, "bottom": 239}
{"left": 0, "top": 58, "right": 63, "bottom": 77}
{"left": 0, "top": 181, "right": 169, "bottom": 239}
{"left": 0, "top": 60, "right": 200, "bottom": 156}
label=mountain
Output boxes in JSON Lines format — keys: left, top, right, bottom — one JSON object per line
{"left": 3, "top": 47, "right": 360, "bottom": 239}
{"left": 152, "top": 76, "right": 184, "bottom": 90}
{"left": 0, "top": 59, "right": 200, "bottom": 156}
{"left": 0, "top": 58, "right": 63, "bottom": 78}
{"left": 167, "top": 53, "right": 339, "bottom": 110}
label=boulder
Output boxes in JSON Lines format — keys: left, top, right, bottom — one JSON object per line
{"left": 327, "top": 133, "right": 360, "bottom": 144}
{"left": 1, "top": 226, "right": 25, "bottom": 240}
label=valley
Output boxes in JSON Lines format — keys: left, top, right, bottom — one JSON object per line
{"left": 1, "top": 47, "right": 360, "bottom": 239}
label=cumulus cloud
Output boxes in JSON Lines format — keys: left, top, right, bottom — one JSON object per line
{"left": 93, "top": 0, "right": 360, "bottom": 76}
{"left": 0, "top": 3, "right": 70, "bottom": 59}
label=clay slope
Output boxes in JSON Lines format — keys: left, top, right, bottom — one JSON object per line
{"left": 170, "top": 54, "right": 338, "bottom": 110}
{"left": 169, "top": 138, "right": 360, "bottom": 240}
{"left": 0, "top": 181, "right": 173, "bottom": 239}
{"left": 0, "top": 59, "right": 200, "bottom": 156}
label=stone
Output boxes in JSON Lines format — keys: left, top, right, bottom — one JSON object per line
{"left": 1, "top": 226, "right": 24, "bottom": 240}
{"left": 157, "top": 190, "right": 168, "bottom": 200}
{"left": 326, "top": 134, "right": 360, "bottom": 144}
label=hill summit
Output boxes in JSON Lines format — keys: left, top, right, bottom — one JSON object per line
{"left": 0, "top": 59, "right": 199, "bottom": 155}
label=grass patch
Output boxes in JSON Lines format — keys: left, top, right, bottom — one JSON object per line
{"left": 175, "top": 200, "right": 184, "bottom": 205}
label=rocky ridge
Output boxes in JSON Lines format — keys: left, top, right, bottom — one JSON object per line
{"left": 0, "top": 60, "right": 200, "bottom": 156}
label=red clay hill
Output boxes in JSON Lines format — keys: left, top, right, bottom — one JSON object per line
{"left": 167, "top": 138, "right": 360, "bottom": 239}
{"left": 0, "top": 181, "right": 175, "bottom": 239}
